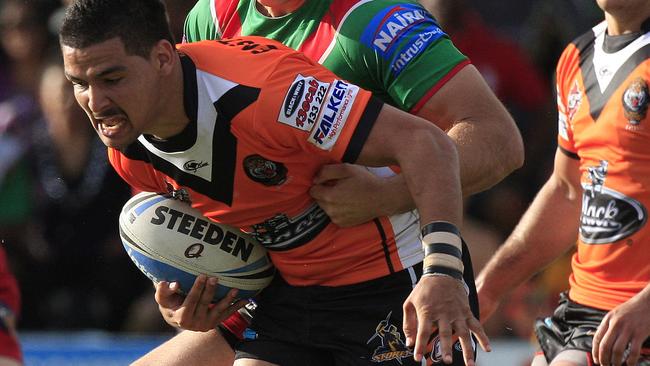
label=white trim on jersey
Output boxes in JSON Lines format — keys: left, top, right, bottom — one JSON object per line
{"left": 592, "top": 21, "right": 650, "bottom": 92}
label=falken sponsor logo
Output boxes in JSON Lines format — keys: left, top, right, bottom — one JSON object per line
{"left": 361, "top": 4, "right": 441, "bottom": 57}
{"left": 580, "top": 160, "right": 647, "bottom": 244}
{"left": 278, "top": 74, "right": 329, "bottom": 131}
{"left": 389, "top": 26, "right": 444, "bottom": 75}
{"left": 308, "top": 79, "right": 359, "bottom": 150}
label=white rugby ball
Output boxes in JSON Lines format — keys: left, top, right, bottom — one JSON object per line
{"left": 119, "top": 192, "right": 274, "bottom": 301}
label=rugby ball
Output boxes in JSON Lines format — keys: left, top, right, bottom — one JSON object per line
{"left": 119, "top": 192, "right": 274, "bottom": 302}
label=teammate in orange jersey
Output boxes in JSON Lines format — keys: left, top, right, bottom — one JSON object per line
{"left": 59, "top": 1, "right": 492, "bottom": 365}
{"left": 477, "top": 1, "right": 650, "bottom": 365}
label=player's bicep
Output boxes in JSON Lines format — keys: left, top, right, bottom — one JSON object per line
{"left": 349, "top": 1, "right": 466, "bottom": 110}
{"left": 416, "top": 65, "right": 508, "bottom": 131}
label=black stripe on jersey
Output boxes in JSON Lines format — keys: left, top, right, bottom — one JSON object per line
{"left": 373, "top": 218, "right": 395, "bottom": 274}
{"left": 559, "top": 145, "right": 580, "bottom": 160}
{"left": 121, "top": 142, "right": 241, "bottom": 203}
{"left": 210, "top": 85, "right": 261, "bottom": 205}
{"left": 577, "top": 31, "right": 650, "bottom": 121}
{"left": 180, "top": 55, "right": 198, "bottom": 124}
{"left": 342, "top": 96, "right": 384, "bottom": 163}
{"left": 143, "top": 122, "right": 198, "bottom": 152}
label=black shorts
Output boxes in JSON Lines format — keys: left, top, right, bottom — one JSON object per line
{"left": 235, "top": 241, "right": 479, "bottom": 366}
{"left": 535, "top": 292, "right": 650, "bottom": 364}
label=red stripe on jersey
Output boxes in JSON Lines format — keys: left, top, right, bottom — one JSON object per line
{"left": 298, "top": 0, "right": 358, "bottom": 61}
{"left": 410, "top": 60, "right": 471, "bottom": 114}
{"left": 214, "top": 0, "right": 243, "bottom": 37}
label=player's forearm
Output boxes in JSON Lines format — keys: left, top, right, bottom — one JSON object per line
{"left": 368, "top": 113, "right": 524, "bottom": 217}
{"left": 357, "top": 105, "right": 463, "bottom": 226}
{"left": 476, "top": 174, "right": 580, "bottom": 302}
{"left": 400, "top": 129, "right": 462, "bottom": 226}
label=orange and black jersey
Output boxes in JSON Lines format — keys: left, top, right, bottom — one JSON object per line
{"left": 556, "top": 21, "right": 650, "bottom": 310}
{"left": 110, "top": 38, "right": 424, "bottom": 286}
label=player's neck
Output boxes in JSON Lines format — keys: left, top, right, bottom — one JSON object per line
{"left": 255, "top": 0, "right": 306, "bottom": 17}
{"left": 151, "top": 61, "right": 190, "bottom": 140}
{"left": 605, "top": 11, "right": 650, "bottom": 35}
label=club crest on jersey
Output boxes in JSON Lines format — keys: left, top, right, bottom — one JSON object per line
{"left": 580, "top": 160, "right": 647, "bottom": 244}
{"left": 567, "top": 80, "right": 583, "bottom": 122}
{"left": 366, "top": 311, "right": 412, "bottom": 364}
{"left": 278, "top": 74, "right": 330, "bottom": 131}
{"left": 243, "top": 155, "right": 287, "bottom": 186}
{"left": 308, "top": 79, "right": 359, "bottom": 150}
{"left": 622, "top": 77, "right": 648, "bottom": 125}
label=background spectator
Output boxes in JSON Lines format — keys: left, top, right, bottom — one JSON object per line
{"left": 5, "top": 60, "right": 152, "bottom": 331}
{"left": 0, "top": 0, "right": 166, "bottom": 334}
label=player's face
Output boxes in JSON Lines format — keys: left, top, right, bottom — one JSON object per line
{"left": 62, "top": 37, "right": 165, "bottom": 149}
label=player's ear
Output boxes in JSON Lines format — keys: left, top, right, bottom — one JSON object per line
{"left": 151, "top": 39, "right": 176, "bottom": 75}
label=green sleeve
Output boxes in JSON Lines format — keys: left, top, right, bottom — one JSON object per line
{"left": 330, "top": 0, "right": 468, "bottom": 111}
{"left": 183, "top": 0, "right": 220, "bottom": 42}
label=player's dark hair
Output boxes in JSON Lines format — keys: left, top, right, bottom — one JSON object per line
{"left": 59, "top": 0, "right": 175, "bottom": 58}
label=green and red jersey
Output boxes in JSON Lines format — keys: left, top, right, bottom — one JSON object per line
{"left": 183, "top": 0, "right": 469, "bottom": 113}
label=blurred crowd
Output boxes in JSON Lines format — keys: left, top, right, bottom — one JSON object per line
{"left": 0, "top": 0, "right": 602, "bottom": 345}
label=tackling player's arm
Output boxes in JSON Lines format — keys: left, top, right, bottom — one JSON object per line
{"left": 311, "top": 64, "right": 524, "bottom": 227}
{"left": 417, "top": 64, "right": 524, "bottom": 195}
{"left": 476, "top": 148, "right": 582, "bottom": 322}
{"left": 310, "top": 3, "right": 523, "bottom": 227}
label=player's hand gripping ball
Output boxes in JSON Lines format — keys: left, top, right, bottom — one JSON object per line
{"left": 119, "top": 192, "right": 274, "bottom": 301}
